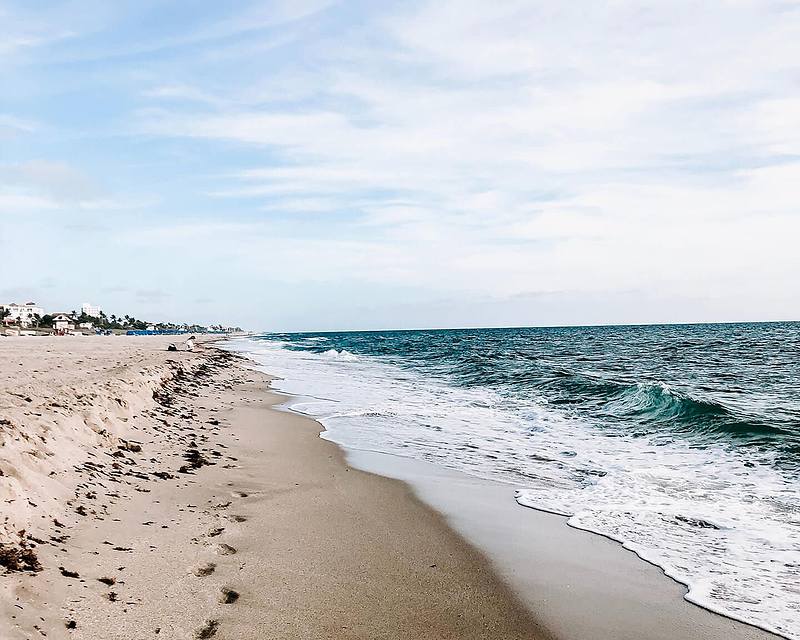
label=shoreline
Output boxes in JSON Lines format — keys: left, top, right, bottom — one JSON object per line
{"left": 230, "top": 329, "right": 800, "bottom": 640}
{"left": 340, "top": 447, "right": 783, "bottom": 640}
{"left": 1, "top": 338, "right": 551, "bottom": 639}
{"left": 263, "top": 387, "right": 784, "bottom": 640}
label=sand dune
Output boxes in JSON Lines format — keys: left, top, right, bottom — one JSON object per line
{"left": 0, "top": 337, "right": 192, "bottom": 554}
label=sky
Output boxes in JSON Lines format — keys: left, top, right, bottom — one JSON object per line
{"left": 1, "top": 0, "right": 799, "bottom": 331}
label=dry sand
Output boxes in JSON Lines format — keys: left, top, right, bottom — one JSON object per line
{"left": 0, "top": 336, "right": 549, "bottom": 640}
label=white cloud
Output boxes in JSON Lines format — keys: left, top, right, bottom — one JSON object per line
{"left": 0, "top": 161, "right": 149, "bottom": 218}
{"left": 131, "top": 0, "right": 800, "bottom": 324}
{"left": 0, "top": 2, "right": 87, "bottom": 60}
{"left": 0, "top": 113, "right": 39, "bottom": 137}
{"left": 0, "top": 191, "right": 58, "bottom": 214}
{"left": 749, "top": 97, "right": 800, "bottom": 154}
{"left": 2, "top": 160, "right": 100, "bottom": 201}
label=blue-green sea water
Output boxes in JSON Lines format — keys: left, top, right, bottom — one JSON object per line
{"left": 230, "top": 322, "right": 799, "bottom": 638}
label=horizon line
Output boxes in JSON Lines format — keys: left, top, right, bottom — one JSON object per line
{"left": 253, "top": 318, "right": 800, "bottom": 335}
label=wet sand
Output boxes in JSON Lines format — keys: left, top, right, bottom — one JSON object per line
{"left": 346, "top": 449, "right": 782, "bottom": 640}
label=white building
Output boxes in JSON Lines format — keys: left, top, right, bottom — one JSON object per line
{"left": 1, "top": 302, "right": 45, "bottom": 327}
{"left": 81, "top": 302, "right": 102, "bottom": 318}
{"left": 52, "top": 313, "right": 76, "bottom": 331}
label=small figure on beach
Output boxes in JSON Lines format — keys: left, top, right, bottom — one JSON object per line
{"left": 167, "top": 336, "right": 195, "bottom": 352}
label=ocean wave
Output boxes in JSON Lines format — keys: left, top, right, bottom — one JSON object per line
{"left": 606, "top": 380, "right": 729, "bottom": 419}
{"left": 225, "top": 324, "right": 800, "bottom": 639}
{"left": 603, "top": 381, "right": 793, "bottom": 442}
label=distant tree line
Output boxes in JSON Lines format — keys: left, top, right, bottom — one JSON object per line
{"left": 72, "top": 310, "right": 151, "bottom": 330}
{"left": 22, "top": 310, "right": 241, "bottom": 333}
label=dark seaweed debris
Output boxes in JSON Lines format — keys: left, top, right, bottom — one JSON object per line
{"left": 195, "top": 619, "right": 219, "bottom": 639}
{"left": 0, "top": 532, "right": 42, "bottom": 573}
{"left": 675, "top": 515, "right": 721, "bottom": 530}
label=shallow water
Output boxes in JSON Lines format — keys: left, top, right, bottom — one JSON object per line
{"left": 228, "top": 323, "right": 800, "bottom": 638}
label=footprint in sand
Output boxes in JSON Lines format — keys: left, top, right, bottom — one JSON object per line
{"left": 194, "top": 619, "right": 219, "bottom": 639}
{"left": 227, "top": 515, "right": 247, "bottom": 523}
{"left": 215, "top": 543, "right": 237, "bottom": 556}
{"left": 193, "top": 562, "right": 216, "bottom": 577}
{"left": 219, "top": 587, "right": 240, "bottom": 604}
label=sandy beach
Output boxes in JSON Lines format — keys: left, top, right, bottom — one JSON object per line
{"left": 0, "top": 337, "right": 547, "bottom": 639}
{"left": 0, "top": 336, "right": 785, "bottom": 639}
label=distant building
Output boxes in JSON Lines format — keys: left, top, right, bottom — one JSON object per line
{"left": 81, "top": 302, "right": 102, "bottom": 318}
{"left": 0, "top": 302, "right": 45, "bottom": 327}
{"left": 52, "top": 313, "right": 76, "bottom": 331}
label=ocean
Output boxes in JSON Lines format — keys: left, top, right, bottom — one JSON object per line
{"left": 229, "top": 323, "right": 799, "bottom": 639}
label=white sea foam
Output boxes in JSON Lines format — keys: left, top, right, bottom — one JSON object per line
{"left": 321, "top": 348, "right": 358, "bottom": 361}
{"left": 226, "top": 338, "right": 800, "bottom": 639}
